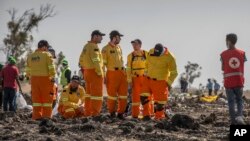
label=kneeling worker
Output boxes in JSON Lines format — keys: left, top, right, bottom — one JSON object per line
{"left": 58, "top": 75, "right": 85, "bottom": 119}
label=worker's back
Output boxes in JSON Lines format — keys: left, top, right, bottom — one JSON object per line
{"left": 27, "top": 49, "right": 55, "bottom": 77}
{"left": 147, "top": 48, "right": 175, "bottom": 81}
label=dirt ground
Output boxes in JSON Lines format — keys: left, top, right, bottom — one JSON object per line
{"left": 1, "top": 84, "right": 250, "bottom": 141}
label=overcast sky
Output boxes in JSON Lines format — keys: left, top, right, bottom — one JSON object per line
{"left": 1, "top": 0, "right": 250, "bottom": 89}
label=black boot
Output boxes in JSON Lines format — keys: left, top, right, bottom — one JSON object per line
{"left": 109, "top": 112, "right": 116, "bottom": 119}
{"left": 117, "top": 113, "right": 125, "bottom": 120}
{"left": 142, "top": 116, "right": 151, "bottom": 121}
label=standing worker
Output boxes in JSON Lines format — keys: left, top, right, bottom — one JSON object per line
{"left": 206, "top": 79, "right": 213, "bottom": 95}
{"left": 126, "top": 39, "right": 153, "bottom": 119}
{"left": 140, "top": 43, "right": 178, "bottom": 120}
{"left": 102, "top": 30, "right": 128, "bottom": 119}
{"left": 180, "top": 76, "right": 188, "bottom": 93}
{"left": 60, "top": 59, "right": 71, "bottom": 88}
{"left": 221, "top": 33, "right": 246, "bottom": 125}
{"left": 0, "top": 57, "right": 22, "bottom": 112}
{"left": 26, "top": 40, "right": 56, "bottom": 120}
{"left": 79, "top": 30, "right": 105, "bottom": 117}
{"left": 213, "top": 80, "right": 220, "bottom": 95}
{"left": 58, "top": 75, "right": 85, "bottom": 119}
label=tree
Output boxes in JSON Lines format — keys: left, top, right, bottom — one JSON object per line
{"left": 1, "top": 4, "right": 56, "bottom": 71}
{"left": 181, "top": 61, "right": 202, "bottom": 86}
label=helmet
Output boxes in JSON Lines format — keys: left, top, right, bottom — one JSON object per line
{"left": 62, "top": 59, "right": 68, "bottom": 65}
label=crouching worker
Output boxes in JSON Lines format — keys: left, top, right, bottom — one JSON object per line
{"left": 58, "top": 75, "right": 85, "bottom": 119}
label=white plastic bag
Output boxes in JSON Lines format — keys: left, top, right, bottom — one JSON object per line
{"left": 52, "top": 92, "right": 61, "bottom": 116}
{"left": 16, "top": 92, "right": 27, "bottom": 109}
{"left": 25, "top": 105, "right": 33, "bottom": 110}
{"left": 52, "top": 101, "right": 59, "bottom": 116}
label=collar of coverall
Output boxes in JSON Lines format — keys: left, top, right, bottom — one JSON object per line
{"left": 133, "top": 50, "right": 144, "bottom": 55}
{"left": 108, "top": 42, "right": 118, "bottom": 48}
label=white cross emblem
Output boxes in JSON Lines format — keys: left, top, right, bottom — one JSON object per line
{"left": 229, "top": 57, "right": 240, "bottom": 69}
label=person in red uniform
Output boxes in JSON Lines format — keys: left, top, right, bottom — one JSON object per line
{"left": 221, "top": 33, "right": 247, "bottom": 125}
{"left": 0, "top": 57, "right": 22, "bottom": 112}
{"left": 0, "top": 63, "right": 4, "bottom": 109}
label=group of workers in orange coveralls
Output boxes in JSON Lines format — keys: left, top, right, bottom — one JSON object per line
{"left": 26, "top": 30, "right": 178, "bottom": 121}
{"left": 25, "top": 30, "right": 247, "bottom": 126}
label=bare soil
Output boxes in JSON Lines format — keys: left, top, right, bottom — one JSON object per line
{"left": 1, "top": 84, "right": 250, "bottom": 141}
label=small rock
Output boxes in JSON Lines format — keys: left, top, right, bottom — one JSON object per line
{"left": 95, "top": 135, "right": 104, "bottom": 141}
{"left": 119, "top": 121, "right": 136, "bottom": 128}
{"left": 190, "top": 136, "right": 199, "bottom": 141}
{"left": 217, "top": 98, "right": 227, "bottom": 105}
{"left": 201, "top": 113, "right": 216, "bottom": 124}
{"left": 54, "top": 129, "right": 63, "bottom": 136}
{"left": 39, "top": 126, "right": 49, "bottom": 134}
{"left": 144, "top": 125, "right": 153, "bottom": 132}
{"left": 2, "top": 135, "right": 12, "bottom": 140}
{"left": 119, "top": 126, "right": 131, "bottom": 134}
{"left": 177, "top": 103, "right": 182, "bottom": 108}
{"left": 4, "top": 118, "right": 13, "bottom": 123}
{"left": 136, "top": 126, "right": 143, "bottom": 132}
{"left": 46, "top": 137, "right": 54, "bottom": 141}
{"left": 13, "top": 116, "right": 22, "bottom": 122}
{"left": 52, "top": 126, "right": 63, "bottom": 136}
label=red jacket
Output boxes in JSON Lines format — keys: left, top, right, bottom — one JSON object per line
{"left": 221, "top": 48, "right": 246, "bottom": 88}
{"left": 0, "top": 64, "right": 19, "bottom": 89}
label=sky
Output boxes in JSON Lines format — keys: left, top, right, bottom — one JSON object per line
{"left": 0, "top": 0, "right": 250, "bottom": 89}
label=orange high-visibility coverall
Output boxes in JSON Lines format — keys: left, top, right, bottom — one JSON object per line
{"left": 102, "top": 43, "right": 128, "bottom": 115}
{"left": 58, "top": 84, "right": 85, "bottom": 119}
{"left": 79, "top": 41, "right": 103, "bottom": 117}
{"left": 141, "top": 48, "right": 178, "bottom": 120}
{"left": 26, "top": 49, "right": 56, "bottom": 120}
{"left": 126, "top": 50, "right": 154, "bottom": 118}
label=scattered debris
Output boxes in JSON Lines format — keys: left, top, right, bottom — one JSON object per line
{"left": 0, "top": 94, "right": 249, "bottom": 141}
{"left": 171, "top": 114, "right": 199, "bottom": 130}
